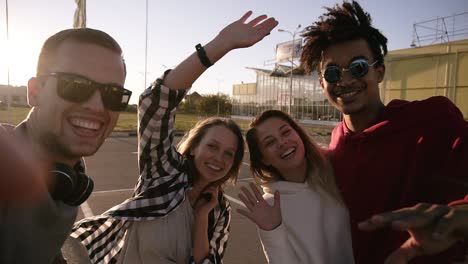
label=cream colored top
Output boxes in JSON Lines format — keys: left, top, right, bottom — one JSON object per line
{"left": 117, "top": 198, "right": 194, "bottom": 264}
{"left": 259, "top": 181, "right": 354, "bottom": 264}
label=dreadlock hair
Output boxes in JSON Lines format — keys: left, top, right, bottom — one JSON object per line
{"left": 300, "top": 1, "right": 388, "bottom": 74}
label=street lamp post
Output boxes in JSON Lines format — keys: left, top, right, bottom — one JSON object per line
{"left": 216, "top": 78, "right": 223, "bottom": 116}
{"left": 278, "top": 24, "right": 301, "bottom": 116}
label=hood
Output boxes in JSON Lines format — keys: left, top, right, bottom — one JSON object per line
{"left": 332, "top": 96, "right": 465, "bottom": 145}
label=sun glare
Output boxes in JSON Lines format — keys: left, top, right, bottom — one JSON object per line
{"left": 0, "top": 35, "right": 39, "bottom": 87}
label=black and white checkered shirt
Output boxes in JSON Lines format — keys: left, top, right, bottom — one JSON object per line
{"left": 71, "top": 77, "right": 232, "bottom": 264}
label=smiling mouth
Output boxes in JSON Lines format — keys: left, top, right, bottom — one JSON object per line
{"left": 206, "top": 163, "right": 222, "bottom": 171}
{"left": 333, "top": 87, "right": 362, "bottom": 99}
{"left": 69, "top": 117, "right": 103, "bottom": 135}
{"left": 281, "top": 147, "right": 296, "bottom": 159}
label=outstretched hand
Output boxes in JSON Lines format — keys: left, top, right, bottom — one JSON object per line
{"left": 0, "top": 130, "right": 48, "bottom": 204}
{"left": 237, "top": 183, "right": 282, "bottom": 231}
{"left": 358, "top": 202, "right": 468, "bottom": 264}
{"left": 217, "top": 11, "right": 279, "bottom": 50}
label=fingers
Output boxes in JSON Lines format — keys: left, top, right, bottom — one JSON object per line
{"left": 391, "top": 205, "right": 450, "bottom": 231}
{"left": 252, "top": 17, "right": 278, "bottom": 39}
{"left": 238, "top": 10, "right": 253, "bottom": 23}
{"left": 249, "top": 182, "right": 264, "bottom": 202}
{"left": 274, "top": 191, "right": 281, "bottom": 209}
{"left": 433, "top": 206, "right": 468, "bottom": 240}
{"left": 247, "top": 14, "right": 268, "bottom": 27}
{"left": 239, "top": 11, "right": 278, "bottom": 33}
{"left": 240, "top": 185, "right": 258, "bottom": 205}
{"left": 359, "top": 203, "right": 448, "bottom": 231}
{"left": 384, "top": 238, "right": 421, "bottom": 264}
{"left": 238, "top": 192, "right": 253, "bottom": 211}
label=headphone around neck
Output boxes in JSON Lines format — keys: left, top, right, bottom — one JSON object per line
{"left": 49, "top": 162, "right": 94, "bottom": 206}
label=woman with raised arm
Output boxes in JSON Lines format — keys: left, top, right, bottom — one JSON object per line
{"left": 238, "top": 110, "right": 354, "bottom": 264}
{"left": 70, "top": 11, "right": 278, "bottom": 264}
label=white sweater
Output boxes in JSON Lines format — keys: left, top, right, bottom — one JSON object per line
{"left": 259, "top": 180, "right": 354, "bottom": 264}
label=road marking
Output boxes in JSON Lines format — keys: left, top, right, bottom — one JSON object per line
{"left": 237, "top": 178, "right": 252, "bottom": 182}
{"left": 92, "top": 188, "right": 134, "bottom": 194}
{"left": 80, "top": 201, "right": 94, "bottom": 218}
{"left": 223, "top": 194, "right": 246, "bottom": 208}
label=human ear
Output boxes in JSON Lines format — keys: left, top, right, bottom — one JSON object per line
{"left": 319, "top": 77, "right": 325, "bottom": 90}
{"left": 376, "top": 63, "right": 386, "bottom": 83}
{"left": 27, "top": 77, "right": 41, "bottom": 107}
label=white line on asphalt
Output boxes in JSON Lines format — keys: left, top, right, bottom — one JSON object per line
{"left": 223, "top": 194, "right": 246, "bottom": 208}
{"left": 237, "top": 178, "right": 252, "bottom": 182}
{"left": 92, "top": 188, "right": 134, "bottom": 194}
{"left": 80, "top": 201, "right": 94, "bottom": 218}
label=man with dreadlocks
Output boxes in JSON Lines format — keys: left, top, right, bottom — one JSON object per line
{"left": 300, "top": 1, "right": 468, "bottom": 263}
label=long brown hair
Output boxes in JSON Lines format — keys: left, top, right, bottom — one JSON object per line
{"left": 246, "top": 110, "right": 341, "bottom": 201}
{"left": 178, "top": 117, "right": 244, "bottom": 187}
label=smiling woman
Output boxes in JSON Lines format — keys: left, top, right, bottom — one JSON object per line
{"left": 237, "top": 109, "right": 354, "bottom": 264}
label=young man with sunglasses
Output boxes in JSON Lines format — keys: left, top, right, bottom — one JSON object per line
{"left": 300, "top": 1, "right": 468, "bottom": 263}
{"left": 0, "top": 28, "right": 131, "bottom": 264}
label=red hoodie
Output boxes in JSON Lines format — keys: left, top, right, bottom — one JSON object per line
{"left": 329, "top": 96, "right": 468, "bottom": 264}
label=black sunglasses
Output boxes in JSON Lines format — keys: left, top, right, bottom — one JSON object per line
{"left": 38, "top": 72, "right": 132, "bottom": 111}
{"left": 322, "top": 59, "right": 378, "bottom": 84}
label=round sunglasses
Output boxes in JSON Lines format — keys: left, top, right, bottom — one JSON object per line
{"left": 38, "top": 72, "right": 132, "bottom": 111}
{"left": 322, "top": 59, "right": 378, "bottom": 84}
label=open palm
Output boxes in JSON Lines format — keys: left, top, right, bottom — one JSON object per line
{"left": 217, "top": 11, "right": 279, "bottom": 50}
{"left": 237, "top": 183, "right": 282, "bottom": 231}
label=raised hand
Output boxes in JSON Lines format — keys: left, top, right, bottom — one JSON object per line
{"left": 216, "top": 11, "right": 279, "bottom": 50}
{"left": 163, "top": 11, "right": 278, "bottom": 90}
{"left": 237, "top": 182, "right": 282, "bottom": 231}
{"left": 358, "top": 202, "right": 468, "bottom": 263}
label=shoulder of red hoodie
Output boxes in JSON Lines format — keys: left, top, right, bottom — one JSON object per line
{"left": 329, "top": 96, "right": 467, "bottom": 150}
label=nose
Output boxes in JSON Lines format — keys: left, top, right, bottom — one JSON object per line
{"left": 336, "top": 70, "right": 356, "bottom": 87}
{"left": 81, "top": 90, "right": 105, "bottom": 112}
{"left": 277, "top": 136, "right": 287, "bottom": 149}
{"left": 215, "top": 150, "right": 224, "bottom": 162}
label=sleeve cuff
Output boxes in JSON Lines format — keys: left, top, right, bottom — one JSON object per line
{"left": 258, "top": 222, "right": 288, "bottom": 247}
{"left": 449, "top": 195, "right": 468, "bottom": 206}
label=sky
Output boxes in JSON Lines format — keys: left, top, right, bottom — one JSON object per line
{"left": 0, "top": 0, "right": 467, "bottom": 104}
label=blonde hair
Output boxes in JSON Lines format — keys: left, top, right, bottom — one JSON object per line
{"left": 177, "top": 117, "right": 244, "bottom": 187}
{"left": 246, "top": 110, "right": 342, "bottom": 202}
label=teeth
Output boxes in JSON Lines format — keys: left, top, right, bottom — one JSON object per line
{"left": 206, "top": 163, "right": 222, "bottom": 171}
{"left": 281, "top": 148, "right": 295, "bottom": 159}
{"left": 70, "top": 118, "right": 101, "bottom": 130}
{"left": 337, "top": 89, "right": 360, "bottom": 99}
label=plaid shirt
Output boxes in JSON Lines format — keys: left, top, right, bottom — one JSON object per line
{"left": 71, "top": 77, "right": 232, "bottom": 264}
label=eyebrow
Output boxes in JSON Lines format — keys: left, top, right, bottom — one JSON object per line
{"left": 323, "top": 55, "right": 371, "bottom": 68}
{"left": 57, "top": 72, "right": 124, "bottom": 87}
{"left": 210, "top": 139, "right": 236, "bottom": 152}
{"left": 349, "top": 55, "right": 369, "bottom": 63}
{"left": 260, "top": 124, "right": 288, "bottom": 144}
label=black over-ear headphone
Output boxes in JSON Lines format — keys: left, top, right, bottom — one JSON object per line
{"left": 49, "top": 163, "right": 94, "bottom": 206}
